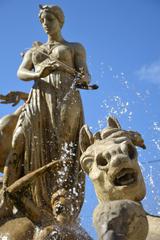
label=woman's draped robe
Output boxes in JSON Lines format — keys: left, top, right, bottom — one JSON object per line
{"left": 12, "top": 43, "right": 85, "bottom": 217}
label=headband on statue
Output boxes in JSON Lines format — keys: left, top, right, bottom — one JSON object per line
{"left": 39, "top": 4, "right": 65, "bottom": 28}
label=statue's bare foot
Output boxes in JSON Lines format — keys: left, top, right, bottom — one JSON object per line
{"left": 0, "top": 188, "right": 13, "bottom": 220}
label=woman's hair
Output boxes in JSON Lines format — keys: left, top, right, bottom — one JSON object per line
{"left": 51, "top": 188, "right": 67, "bottom": 205}
{"left": 39, "top": 5, "right": 65, "bottom": 28}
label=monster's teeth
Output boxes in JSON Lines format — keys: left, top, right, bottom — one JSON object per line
{"left": 120, "top": 177, "right": 135, "bottom": 185}
{"left": 114, "top": 169, "right": 137, "bottom": 186}
{"left": 117, "top": 173, "right": 126, "bottom": 180}
{"left": 117, "top": 169, "right": 133, "bottom": 179}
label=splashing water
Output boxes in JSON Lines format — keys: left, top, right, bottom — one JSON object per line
{"left": 78, "top": 60, "right": 160, "bottom": 239}
{"left": 0, "top": 234, "right": 10, "bottom": 240}
{"left": 84, "top": 61, "right": 160, "bottom": 219}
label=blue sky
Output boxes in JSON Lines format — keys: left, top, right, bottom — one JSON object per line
{"left": 1, "top": 1, "right": 160, "bottom": 238}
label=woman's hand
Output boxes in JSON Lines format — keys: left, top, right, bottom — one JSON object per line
{"left": 36, "top": 61, "right": 60, "bottom": 78}
{"left": 75, "top": 67, "right": 87, "bottom": 84}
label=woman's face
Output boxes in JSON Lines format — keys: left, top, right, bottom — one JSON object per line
{"left": 40, "top": 11, "right": 61, "bottom": 35}
{"left": 52, "top": 196, "right": 74, "bottom": 224}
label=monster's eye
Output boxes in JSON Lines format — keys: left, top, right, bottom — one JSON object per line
{"left": 81, "top": 157, "right": 93, "bottom": 174}
{"left": 127, "top": 144, "right": 137, "bottom": 160}
{"left": 96, "top": 156, "right": 108, "bottom": 168}
{"left": 121, "top": 141, "right": 137, "bottom": 160}
{"left": 105, "top": 152, "right": 111, "bottom": 161}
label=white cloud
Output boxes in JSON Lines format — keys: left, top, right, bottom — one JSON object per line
{"left": 136, "top": 60, "right": 160, "bottom": 84}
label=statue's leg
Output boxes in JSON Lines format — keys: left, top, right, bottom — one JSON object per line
{"left": 3, "top": 127, "right": 25, "bottom": 188}
{"left": 102, "top": 231, "right": 127, "bottom": 240}
{"left": 0, "top": 127, "right": 25, "bottom": 219}
{"left": 60, "top": 97, "right": 83, "bottom": 145}
{"left": 59, "top": 96, "right": 85, "bottom": 216}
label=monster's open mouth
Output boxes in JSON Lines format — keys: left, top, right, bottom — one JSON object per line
{"left": 114, "top": 168, "right": 137, "bottom": 186}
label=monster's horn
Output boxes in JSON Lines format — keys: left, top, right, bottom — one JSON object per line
{"left": 107, "top": 116, "right": 121, "bottom": 129}
{"left": 39, "top": 4, "right": 43, "bottom": 10}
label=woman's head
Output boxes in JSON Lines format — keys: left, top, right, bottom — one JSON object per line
{"left": 39, "top": 5, "right": 65, "bottom": 35}
{"left": 51, "top": 188, "right": 76, "bottom": 224}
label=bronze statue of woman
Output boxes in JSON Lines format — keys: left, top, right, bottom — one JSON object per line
{"left": 2, "top": 5, "right": 90, "bottom": 218}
